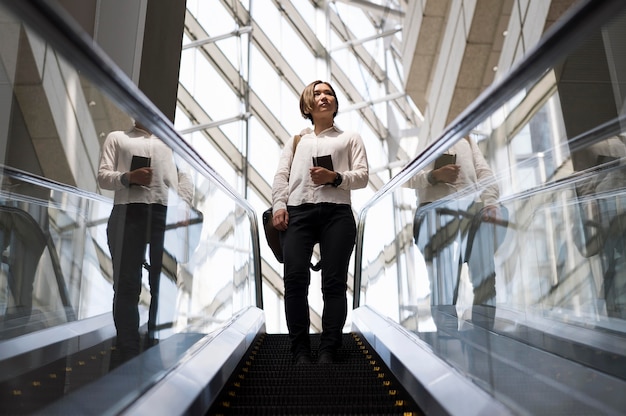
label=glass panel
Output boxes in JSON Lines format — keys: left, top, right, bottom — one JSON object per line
{"left": 357, "top": 0, "right": 626, "bottom": 401}
{"left": 0, "top": 3, "right": 258, "bottom": 343}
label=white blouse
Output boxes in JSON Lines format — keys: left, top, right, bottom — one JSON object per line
{"left": 97, "top": 127, "right": 193, "bottom": 206}
{"left": 272, "top": 125, "right": 369, "bottom": 212}
{"left": 408, "top": 137, "right": 499, "bottom": 206}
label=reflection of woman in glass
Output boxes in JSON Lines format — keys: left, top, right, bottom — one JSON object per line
{"left": 573, "top": 134, "right": 626, "bottom": 318}
{"left": 271, "top": 81, "right": 369, "bottom": 364}
{"left": 98, "top": 121, "right": 193, "bottom": 361}
{"left": 409, "top": 137, "right": 504, "bottom": 326}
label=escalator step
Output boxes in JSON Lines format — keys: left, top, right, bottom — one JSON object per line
{"left": 207, "top": 333, "right": 422, "bottom": 415}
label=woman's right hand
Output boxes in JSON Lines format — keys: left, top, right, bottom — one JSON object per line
{"left": 433, "top": 164, "right": 459, "bottom": 184}
{"left": 129, "top": 167, "right": 153, "bottom": 186}
{"left": 273, "top": 208, "right": 289, "bottom": 231}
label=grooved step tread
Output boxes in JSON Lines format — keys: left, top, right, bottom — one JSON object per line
{"left": 208, "top": 333, "right": 422, "bottom": 415}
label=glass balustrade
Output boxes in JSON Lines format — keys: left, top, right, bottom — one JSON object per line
{"left": 357, "top": 1, "right": 626, "bottom": 340}
{"left": 0, "top": 2, "right": 260, "bottom": 342}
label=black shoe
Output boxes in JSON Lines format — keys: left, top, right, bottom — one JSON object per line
{"left": 317, "top": 351, "right": 334, "bottom": 364}
{"left": 295, "top": 353, "right": 312, "bottom": 365}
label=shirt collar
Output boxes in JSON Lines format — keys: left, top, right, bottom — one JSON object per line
{"left": 319, "top": 124, "right": 340, "bottom": 135}
{"left": 133, "top": 126, "right": 152, "bottom": 137}
{"left": 301, "top": 124, "right": 342, "bottom": 137}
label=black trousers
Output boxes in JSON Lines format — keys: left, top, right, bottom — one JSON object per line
{"left": 280, "top": 203, "right": 356, "bottom": 357}
{"left": 414, "top": 201, "right": 504, "bottom": 308}
{"left": 107, "top": 203, "right": 167, "bottom": 355}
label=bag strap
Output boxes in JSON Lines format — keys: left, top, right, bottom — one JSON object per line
{"left": 293, "top": 134, "right": 301, "bottom": 152}
{"left": 464, "top": 136, "right": 473, "bottom": 162}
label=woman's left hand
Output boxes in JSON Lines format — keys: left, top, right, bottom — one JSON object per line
{"left": 482, "top": 205, "right": 499, "bottom": 223}
{"left": 273, "top": 209, "right": 289, "bottom": 231}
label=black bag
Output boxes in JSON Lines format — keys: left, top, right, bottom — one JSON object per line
{"left": 263, "top": 134, "right": 302, "bottom": 264}
{"left": 262, "top": 208, "right": 283, "bottom": 263}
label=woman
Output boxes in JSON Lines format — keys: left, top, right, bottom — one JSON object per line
{"left": 271, "top": 80, "right": 369, "bottom": 364}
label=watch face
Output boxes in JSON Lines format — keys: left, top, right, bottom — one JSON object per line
{"left": 334, "top": 173, "right": 342, "bottom": 187}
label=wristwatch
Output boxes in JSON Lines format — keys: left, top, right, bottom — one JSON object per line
{"left": 427, "top": 170, "right": 437, "bottom": 185}
{"left": 121, "top": 172, "right": 130, "bottom": 187}
{"left": 332, "top": 172, "right": 343, "bottom": 187}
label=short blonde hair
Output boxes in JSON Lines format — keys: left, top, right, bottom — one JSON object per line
{"left": 299, "top": 80, "right": 339, "bottom": 123}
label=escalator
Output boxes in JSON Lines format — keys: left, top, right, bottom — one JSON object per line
{"left": 2, "top": 0, "right": 626, "bottom": 413}
{"left": 2, "top": 307, "right": 426, "bottom": 415}
{"left": 207, "top": 333, "right": 422, "bottom": 415}
{"left": 5, "top": 302, "right": 626, "bottom": 415}
{"left": 203, "top": 306, "right": 626, "bottom": 415}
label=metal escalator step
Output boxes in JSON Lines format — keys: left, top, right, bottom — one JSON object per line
{"left": 207, "top": 333, "right": 422, "bottom": 415}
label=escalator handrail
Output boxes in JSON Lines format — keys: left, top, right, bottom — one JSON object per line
{"left": 353, "top": 0, "right": 626, "bottom": 308}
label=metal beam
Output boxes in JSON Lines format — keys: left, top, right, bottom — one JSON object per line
{"left": 182, "top": 26, "right": 252, "bottom": 50}
{"left": 178, "top": 113, "right": 251, "bottom": 135}
{"left": 334, "top": 0, "right": 405, "bottom": 18}
{"left": 340, "top": 91, "right": 406, "bottom": 113}
{"left": 330, "top": 27, "right": 402, "bottom": 52}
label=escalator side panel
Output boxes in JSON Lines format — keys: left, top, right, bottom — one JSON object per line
{"left": 0, "top": 313, "right": 115, "bottom": 382}
{"left": 352, "top": 305, "right": 513, "bottom": 416}
{"left": 120, "top": 307, "right": 265, "bottom": 416}
{"left": 35, "top": 333, "right": 205, "bottom": 416}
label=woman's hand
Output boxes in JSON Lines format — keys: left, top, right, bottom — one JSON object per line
{"left": 310, "top": 167, "right": 334, "bottom": 185}
{"left": 481, "top": 204, "right": 499, "bottom": 223}
{"left": 273, "top": 208, "right": 289, "bottom": 231}
{"left": 129, "top": 167, "right": 153, "bottom": 186}
{"left": 432, "top": 164, "right": 459, "bottom": 184}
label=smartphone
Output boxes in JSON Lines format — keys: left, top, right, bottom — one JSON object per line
{"left": 131, "top": 155, "right": 151, "bottom": 171}
{"left": 434, "top": 153, "right": 456, "bottom": 169}
{"left": 312, "top": 155, "right": 334, "bottom": 171}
